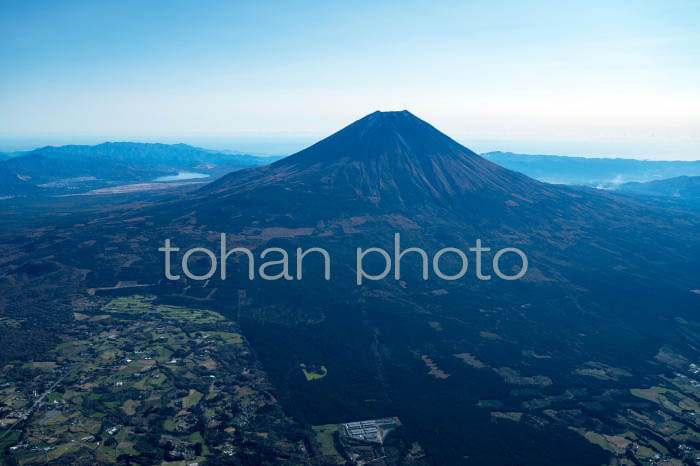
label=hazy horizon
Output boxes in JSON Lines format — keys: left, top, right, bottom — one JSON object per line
{"left": 1, "top": 129, "right": 697, "bottom": 161}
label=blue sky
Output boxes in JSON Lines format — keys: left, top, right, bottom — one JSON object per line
{"left": 1, "top": 0, "right": 699, "bottom": 159}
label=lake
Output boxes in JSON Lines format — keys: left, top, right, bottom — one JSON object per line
{"left": 154, "top": 171, "right": 211, "bottom": 182}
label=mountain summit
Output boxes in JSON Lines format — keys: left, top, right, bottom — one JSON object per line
{"left": 281, "top": 110, "right": 472, "bottom": 164}
{"left": 202, "top": 111, "right": 549, "bottom": 208}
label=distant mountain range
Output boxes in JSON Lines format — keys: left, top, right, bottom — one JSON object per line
{"left": 0, "top": 142, "right": 283, "bottom": 196}
{"left": 620, "top": 175, "right": 700, "bottom": 202}
{"left": 4, "top": 142, "right": 699, "bottom": 199}
{"left": 481, "top": 151, "right": 700, "bottom": 187}
{"left": 17, "top": 142, "right": 285, "bottom": 166}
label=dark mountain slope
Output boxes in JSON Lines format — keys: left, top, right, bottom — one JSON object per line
{"left": 132, "top": 113, "right": 700, "bottom": 466}
{"left": 203, "top": 111, "right": 554, "bottom": 207}
{"left": 184, "top": 111, "right": 694, "bottom": 289}
{"left": 3, "top": 111, "right": 700, "bottom": 466}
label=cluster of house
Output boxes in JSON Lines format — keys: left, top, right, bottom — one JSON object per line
{"left": 687, "top": 364, "right": 700, "bottom": 377}
{"left": 676, "top": 370, "right": 700, "bottom": 388}
{"left": 342, "top": 417, "right": 396, "bottom": 444}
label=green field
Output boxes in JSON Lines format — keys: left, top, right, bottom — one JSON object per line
{"left": 300, "top": 363, "right": 328, "bottom": 381}
{"left": 312, "top": 424, "right": 342, "bottom": 457}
